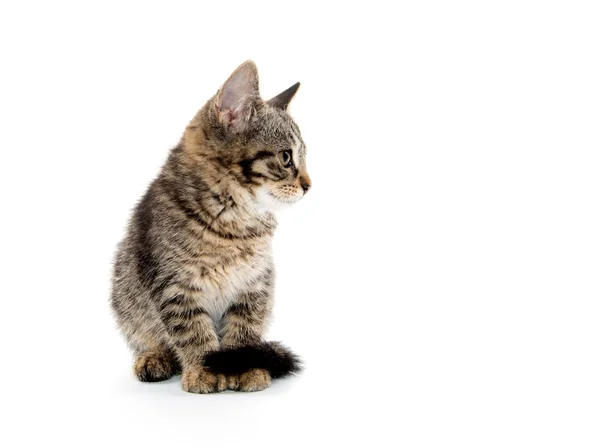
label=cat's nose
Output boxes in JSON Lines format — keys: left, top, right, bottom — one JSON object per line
{"left": 300, "top": 175, "right": 312, "bottom": 194}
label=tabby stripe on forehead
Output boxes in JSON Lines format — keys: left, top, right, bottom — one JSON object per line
{"left": 252, "top": 151, "right": 274, "bottom": 161}
{"left": 285, "top": 130, "right": 295, "bottom": 143}
{"left": 289, "top": 122, "right": 301, "bottom": 143}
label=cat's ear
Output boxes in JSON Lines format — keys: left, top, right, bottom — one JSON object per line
{"left": 267, "top": 82, "right": 300, "bottom": 111}
{"left": 215, "top": 60, "right": 260, "bottom": 131}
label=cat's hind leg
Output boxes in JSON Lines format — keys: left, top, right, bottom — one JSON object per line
{"left": 134, "top": 350, "right": 180, "bottom": 383}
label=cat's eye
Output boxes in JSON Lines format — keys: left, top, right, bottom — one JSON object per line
{"left": 278, "top": 150, "right": 293, "bottom": 168}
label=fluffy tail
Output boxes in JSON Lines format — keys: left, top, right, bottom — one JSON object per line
{"left": 204, "top": 341, "right": 302, "bottom": 379}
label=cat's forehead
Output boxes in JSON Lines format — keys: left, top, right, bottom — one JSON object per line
{"left": 258, "top": 107, "right": 305, "bottom": 154}
{"left": 286, "top": 118, "right": 306, "bottom": 164}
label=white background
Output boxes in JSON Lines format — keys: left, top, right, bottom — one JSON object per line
{"left": 1, "top": 1, "right": 599, "bottom": 447}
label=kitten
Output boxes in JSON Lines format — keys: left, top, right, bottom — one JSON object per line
{"left": 111, "top": 61, "right": 310, "bottom": 393}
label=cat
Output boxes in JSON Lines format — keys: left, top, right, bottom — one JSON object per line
{"left": 111, "top": 61, "right": 310, "bottom": 393}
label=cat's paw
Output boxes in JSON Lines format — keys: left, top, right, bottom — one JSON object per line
{"left": 182, "top": 367, "right": 227, "bottom": 394}
{"left": 134, "top": 351, "right": 178, "bottom": 382}
{"left": 226, "top": 375, "right": 240, "bottom": 390}
{"left": 236, "top": 368, "right": 271, "bottom": 392}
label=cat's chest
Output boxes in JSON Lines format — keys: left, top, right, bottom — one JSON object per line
{"left": 184, "top": 241, "right": 271, "bottom": 303}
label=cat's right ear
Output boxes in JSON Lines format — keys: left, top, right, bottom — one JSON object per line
{"left": 267, "top": 82, "right": 300, "bottom": 111}
{"left": 215, "top": 60, "right": 260, "bottom": 132}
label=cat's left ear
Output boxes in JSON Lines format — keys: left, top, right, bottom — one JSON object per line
{"left": 215, "top": 60, "right": 260, "bottom": 132}
{"left": 267, "top": 82, "right": 300, "bottom": 111}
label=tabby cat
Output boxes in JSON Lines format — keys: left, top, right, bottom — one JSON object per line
{"left": 111, "top": 61, "right": 310, "bottom": 393}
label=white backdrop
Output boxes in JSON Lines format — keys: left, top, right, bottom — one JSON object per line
{"left": 1, "top": 1, "right": 599, "bottom": 447}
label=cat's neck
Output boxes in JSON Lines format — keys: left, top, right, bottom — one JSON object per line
{"left": 160, "top": 143, "right": 277, "bottom": 240}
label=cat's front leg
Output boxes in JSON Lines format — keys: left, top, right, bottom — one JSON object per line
{"left": 157, "top": 285, "right": 226, "bottom": 394}
{"left": 220, "top": 279, "right": 274, "bottom": 392}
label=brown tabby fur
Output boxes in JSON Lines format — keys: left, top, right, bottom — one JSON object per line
{"left": 111, "top": 61, "right": 310, "bottom": 393}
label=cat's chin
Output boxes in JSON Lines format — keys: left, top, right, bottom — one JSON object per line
{"left": 255, "top": 196, "right": 294, "bottom": 214}
{"left": 254, "top": 186, "right": 299, "bottom": 214}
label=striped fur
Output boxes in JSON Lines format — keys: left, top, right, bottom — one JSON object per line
{"left": 111, "top": 61, "right": 310, "bottom": 393}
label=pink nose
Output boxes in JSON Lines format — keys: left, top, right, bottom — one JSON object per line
{"left": 299, "top": 175, "right": 312, "bottom": 194}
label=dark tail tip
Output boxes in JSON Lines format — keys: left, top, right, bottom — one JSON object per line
{"left": 204, "top": 341, "right": 302, "bottom": 379}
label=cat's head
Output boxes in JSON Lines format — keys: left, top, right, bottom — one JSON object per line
{"left": 186, "top": 61, "right": 310, "bottom": 212}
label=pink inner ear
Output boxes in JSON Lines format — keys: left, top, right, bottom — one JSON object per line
{"left": 216, "top": 61, "right": 260, "bottom": 129}
{"left": 226, "top": 108, "right": 237, "bottom": 122}
{"left": 220, "top": 70, "right": 252, "bottom": 112}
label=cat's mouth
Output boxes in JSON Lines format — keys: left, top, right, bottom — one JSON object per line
{"left": 267, "top": 191, "right": 302, "bottom": 205}
{"left": 254, "top": 185, "right": 303, "bottom": 213}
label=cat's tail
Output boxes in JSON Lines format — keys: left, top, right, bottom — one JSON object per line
{"left": 203, "top": 341, "right": 302, "bottom": 379}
